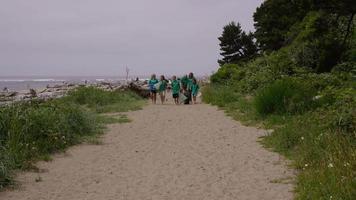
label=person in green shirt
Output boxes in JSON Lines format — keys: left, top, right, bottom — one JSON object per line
{"left": 180, "top": 75, "right": 189, "bottom": 89}
{"left": 158, "top": 75, "right": 168, "bottom": 104}
{"left": 191, "top": 78, "right": 200, "bottom": 104}
{"left": 186, "top": 72, "right": 195, "bottom": 104}
{"left": 171, "top": 75, "right": 180, "bottom": 105}
{"left": 148, "top": 74, "right": 159, "bottom": 104}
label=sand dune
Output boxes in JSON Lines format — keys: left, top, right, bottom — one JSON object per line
{"left": 1, "top": 97, "right": 294, "bottom": 200}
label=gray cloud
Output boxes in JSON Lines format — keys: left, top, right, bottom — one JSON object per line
{"left": 0, "top": 0, "right": 263, "bottom": 77}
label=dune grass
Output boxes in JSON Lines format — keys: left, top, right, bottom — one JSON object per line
{"left": 64, "top": 86, "right": 145, "bottom": 113}
{"left": 0, "top": 87, "right": 144, "bottom": 190}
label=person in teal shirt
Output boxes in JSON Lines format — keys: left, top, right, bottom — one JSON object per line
{"left": 180, "top": 75, "right": 189, "bottom": 89}
{"left": 148, "top": 74, "right": 159, "bottom": 104}
{"left": 191, "top": 78, "right": 200, "bottom": 104}
{"left": 158, "top": 75, "right": 168, "bottom": 104}
{"left": 171, "top": 75, "right": 180, "bottom": 105}
{"left": 187, "top": 72, "right": 195, "bottom": 103}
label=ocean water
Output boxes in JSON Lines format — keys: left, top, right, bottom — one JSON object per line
{"left": 0, "top": 76, "right": 145, "bottom": 91}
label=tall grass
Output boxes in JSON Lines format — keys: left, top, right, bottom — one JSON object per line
{"left": 0, "top": 87, "right": 144, "bottom": 189}
{"left": 202, "top": 84, "right": 241, "bottom": 108}
{"left": 254, "top": 79, "right": 317, "bottom": 115}
{"left": 65, "top": 86, "right": 144, "bottom": 113}
{"left": 262, "top": 108, "right": 355, "bottom": 200}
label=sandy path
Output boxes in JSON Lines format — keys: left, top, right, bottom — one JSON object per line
{"left": 1, "top": 97, "right": 294, "bottom": 200}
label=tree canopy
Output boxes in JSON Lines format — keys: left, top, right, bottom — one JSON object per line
{"left": 253, "top": 0, "right": 312, "bottom": 51}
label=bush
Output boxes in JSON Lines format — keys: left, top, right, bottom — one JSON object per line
{"left": 254, "top": 78, "right": 317, "bottom": 115}
{"left": 288, "top": 11, "right": 347, "bottom": 72}
{"left": 210, "top": 64, "right": 239, "bottom": 84}
{"left": 0, "top": 88, "right": 144, "bottom": 189}
{"left": 0, "top": 101, "right": 99, "bottom": 170}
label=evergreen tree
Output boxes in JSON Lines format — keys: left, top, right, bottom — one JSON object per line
{"left": 218, "top": 22, "right": 257, "bottom": 66}
{"left": 253, "top": 0, "right": 312, "bottom": 51}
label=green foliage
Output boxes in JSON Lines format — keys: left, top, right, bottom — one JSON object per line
{"left": 289, "top": 11, "right": 349, "bottom": 72}
{"left": 310, "top": 0, "right": 356, "bottom": 16}
{"left": 254, "top": 78, "right": 317, "bottom": 115}
{"left": 253, "top": 0, "right": 311, "bottom": 51}
{"left": 1, "top": 101, "right": 97, "bottom": 165}
{"left": 65, "top": 86, "right": 144, "bottom": 113}
{"left": 210, "top": 64, "right": 239, "bottom": 84}
{"left": 202, "top": 85, "right": 258, "bottom": 124}
{"left": 263, "top": 104, "right": 355, "bottom": 200}
{"left": 0, "top": 147, "right": 12, "bottom": 189}
{"left": 254, "top": 1, "right": 355, "bottom": 72}
{"left": 349, "top": 28, "right": 356, "bottom": 62}
{"left": 0, "top": 101, "right": 99, "bottom": 188}
{"left": 0, "top": 88, "right": 143, "bottom": 189}
{"left": 328, "top": 87, "right": 356, "bottom": 135}
{"left": 218, "top": 22, "right": 257, "bottom": 66}
{"left": 211, "top": 50, "right": 303, "bottom": 94}
{"left": 202, "top": 84, "right": 241, "bottom": 108}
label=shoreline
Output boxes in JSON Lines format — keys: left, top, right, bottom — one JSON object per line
{"left": 0, "top": 77, "right": 210, "bottom": 105}
{"left": 0, "top": 80, "right": 150, "bottom": 105}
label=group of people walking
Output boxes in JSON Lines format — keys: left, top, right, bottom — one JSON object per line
{"left": 148, "top": 72, "right": 200, "bottom": 105}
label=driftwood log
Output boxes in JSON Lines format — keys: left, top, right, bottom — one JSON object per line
{"left": 127, "top": 82, "right": 150, "bottom": 98}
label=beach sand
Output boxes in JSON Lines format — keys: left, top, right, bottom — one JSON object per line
{"left": 0, "top": 96, "right": 294, "bottom": 200}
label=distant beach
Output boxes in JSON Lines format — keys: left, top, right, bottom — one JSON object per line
{"left": 0, "top": 75, "right": 207, "bottom": 91}
{"left": 0, "top": 76, "right": 148, "bottom": 91}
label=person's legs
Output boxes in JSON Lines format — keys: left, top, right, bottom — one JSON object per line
{"left": 184, "top": 91, "right": 190, "bottom": 105}
{"left": 160, "top": 92, "right": 165, "bottom": 104}
{"left": 188, "top": 90, "right": 192, "bottom": 104}
{"left": 173, "top": 93, "right": 179, "bottom": 105}
{"left": 150, "top": 91, "right": 154, "bottom": 103}
{"left": 193, "top": 96, "right": 197, "bottom": 104}
{"left": 151, "top": 91, "right": 157, "bottom": 104}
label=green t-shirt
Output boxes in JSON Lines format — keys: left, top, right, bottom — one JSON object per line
{"left": 187, "top": 78, "right": 193, "bottom": 91}
{"left": 191, "top": 83, "right": 199, "bottom": 96}
{"left": 159, "top": 80, "right": 167, "bottom": 92}
{"left": 148, "top": 79, "right": 158, "bottom": 90}
{"left": 171, "top": 80, "right": 180, "bottom": 94}
{"left": 180, "top": 76, "right": 189, "bottom": 88}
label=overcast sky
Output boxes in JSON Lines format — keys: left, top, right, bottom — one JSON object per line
{"left": 0, "top": 0, "right": 263, "bottom": 77}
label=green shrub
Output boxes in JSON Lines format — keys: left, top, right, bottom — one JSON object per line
{"left": 350, "top": 28, "right": 356, "bottom": 62}
{"left": 210, "top": 64, "right": 239, "bottom": 84}
{"left": 254, "top": 78, "right": 317, "bottom": 115}
{"left": 1, "top": 101, "right": 99, "bottom": 170}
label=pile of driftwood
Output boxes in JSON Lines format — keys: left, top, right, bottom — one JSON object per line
{"left": 0, "top": 81, "right": 150, "bottom": 105}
